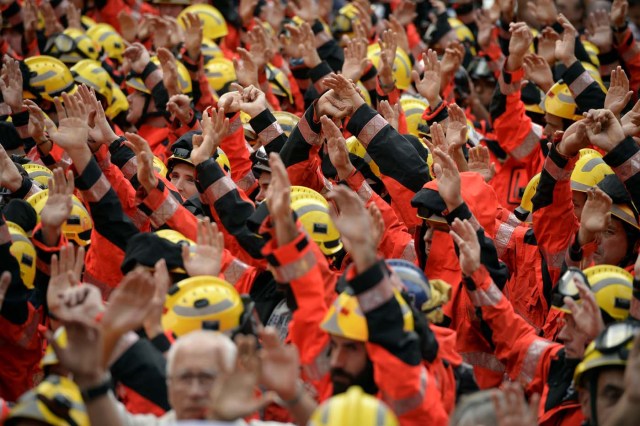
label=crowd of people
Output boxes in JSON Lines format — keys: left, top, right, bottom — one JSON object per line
{"left": 2, "top": 0, "right": 640, "bottom": 424}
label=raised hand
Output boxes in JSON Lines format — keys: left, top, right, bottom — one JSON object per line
{"left": 157, "top": 48, "right": 181, "bottom": 97}
{"left": 449, "top": 218, "right": 481, "bottom": 276}
{"left": 234, "top": 84, "right": 268, "bottom": 118}
{"left": 0, "top": 144, "right": 23, "bottom": 191}
{"left": 475, "top": 9, "right": 495, "bottom": 51}
{"left": 144, "top": 259, "right": 171, "bottom": 340}
{"left": 368, "top": 203, "right": 385, "bottom": 250}
{"left": 557, "top": 119, "right": 589, "bottom": 157}
{"left": 523, "top": 54, "right": 554, "bottom": 92}
{"left": 611, "top": 0, "right": 628, "bottom": 29}
{"left": 49, "top": 92, "right": 90, "bottom": 154}
{"left": 218, "top": 90, "right": 243, "bottom": 115}
{"left": 378, "top": 30, "right": 398, "bottom": 91}
{"left": 445, "top": 103, "right": 468, "bottom": 150}
{"left": 266, "top": 153, "right": 296, "bottom": 246}
{"left": 0, "top": 272, "right": 10, "bottom": 311}
{"left": 621, "top": 100, "right": 640, "bottom": 137}
{"left": 233, "top": 48, "right": 259, "bottom": 88}
{"left": 493, "top": 382, "right": 539, "bottom": 426}
{"left": 322, "top": 116, "right": 355, "bottom": 180}
{"left": 412, "top": 50, "right": 441, "bottom": 106}
{"left": 538, "top": 27, "right": 560, "bottom": 66}
{"left": 507, "top": 22, "right": 533, "bottom": 71}
{"left": 342, "top": 38, "right": 370, "bottom": 82}
{"left": 586, "top": 10, "right": 613, "bottom": 54}
{"left": 583, "top": 108, "right": 626, "bottom": 152}
{"left": 391, "top": 0, "right": 417, "bottom": 26}
{"left": 322, "top": 74, "right": 365, "bottom": 117}
{"left": 555, "top": 14, "right": 578, "bottom": 67}
{"left": 55, "top": 284, "right": 104, "bottom": 326}
{"left": 527, "top": 0, "right": 558, "bottom": 27}
{"left": 605, "top": 66, "right": 633, "bottom": 117}
{"left": 191, "top": 107, "right": 229, "bottom": 165}
{"left": 288, "top": 0, "right": 318, "bottom": 22}
{"left": 102, "top": 267, "right": 156, "bottom": 336}
{"left": 41, "top": 168, "right": 74, "bottom": 238}
{"left": 22, "top": 0, "right": 38, "bottom": 45}
{"left": 258, "top": 327, "right": 301, "bottom": 400}
{"left": 77, "top": 85, "right": 118, "bottom": 147}
{"left": 117, "top": 10, "right": 138, "bottom": 43}
{"left": 124, "top": 133, "right": 158, "bottom": 192}
{"left": 240, "top": 0, "right": 259, "bottom": 26}
{"left": 66, "top": 2, "right": 82, "bottom": 29}
{"left": 123, "top": 43, "right": 151, "bottom": 74}
{"left": 0, "top": 55, "right": 23, "bottom": 113}
{"left": 562, "top": 276, "right": 605, "bottom": 342}
{"left": 42, "top": 0, "right": 63, "bottom": 36}
{"left": 386, "top": 15, "right": 411, "bottom": 54}
{"left": 182, "top": 217, "right": 224, "bottom": 277}
{"left": 48, "top": 243, "right": 85, "bottom": 317}
{"left": 167, "top": 94, "right": 195, "bottom": 125}
{"left": 182, "top": 12, "right": 203, "bottom": 61}
{"left": 248, "top": 21, "right": 274, "bottom": 69}
{"left": 24, "top": 100, "right": 51, "bottom": 145}
{"left": 378, "top": 100, "right": 400, "bottom": 131}
{"left": 432, "top": 146, "right": 463, "bottom": 211}
{"left": 297, "top": 23, "right": 322, "bottom": 68}
{"left": 440, "top": 41, "right": 465, "bottom": 77}
{"left": 468, "top": 145, "right": 496, "bottom": 182}
{"left": 210, "top": 334, "right": 276, "bottom": 421}
{"left": 578, "top": 187, "right": 613, "bottom": 245}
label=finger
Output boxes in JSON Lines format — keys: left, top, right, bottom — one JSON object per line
{"left": 74, "top": 246, "right": 85, "bottom": 278}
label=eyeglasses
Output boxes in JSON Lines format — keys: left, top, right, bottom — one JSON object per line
{"left": 170, "top": 371, "right": 217, "bottom": 388}
{"left": 594, "top": 321, "right": 640, "bottom": 356}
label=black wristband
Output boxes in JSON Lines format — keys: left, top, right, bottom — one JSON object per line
{"left": 140, "top": 61, "right": 159, "bottom": 81}
{"left": 80, "top": 374, "right": 112, "bottom": 402}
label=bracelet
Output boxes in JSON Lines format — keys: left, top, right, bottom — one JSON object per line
{"left": 80, "top": 373, "right": 112, "bottom": 403}
{"left": 275, "top": 380, "right": 305, "bottom": 408}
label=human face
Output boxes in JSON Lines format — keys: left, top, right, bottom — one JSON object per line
{"left": 557, "top": 314, "right": 590, "bottom": 359}
{"left": 255, "top": 172, "right": 271, "bottom": 203}
{"left": 474, "top": 80, "right": 494, "bottom": 109}
{"left": 329, "top": 335, "right": 369, "bottom": 394}
{"left": 126, "top": 91, "right": 147, "bottom": 124}
{"left": 593, "top": 218, "right": 629, "bottom": 266}
{"left": 170, "top": 163, "right": 198, "bottom": 200}
{"left": 423, "top": 226, "right": 434, "bottom": 259}
{"left": 168, "top": 344, "right": 227, "bottom": 419}
{"left": 572, "top": 190, "right": 587, "bottom": 221}
{"left": 544, "top": 113, "right": 565, "bottom": 140}
{"left": 579, "top": 368, "right": 625, "bottom": 425}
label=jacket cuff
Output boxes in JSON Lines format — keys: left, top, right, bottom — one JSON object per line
{"left": 249, "top": 109, "right": 283, "bottom": 146}
{"left": 343, "top": 170, "right": 373, "bottom": 203}
{"left": 562, "top": 61, "right": 594, "bottom": 98}
{"left": 301, "top": 102, "right": 322, "bottom": 146}
{"left": 138, "top": 180, "right": 181, "bottom": 228}
{"left": 9, "top": 176, "right": 34, "bottom": 199}
{"left": 196, "top": 158, "right": 236, "bottom": 205}
{"left": 498, "top": 66, "right": 524, "bottom": 95}
{"left": 264, "top": 231, "right": 317, "bottom": 283}
{"left": 348, "top": 260, "right": 394, "bottom": 313}
{"left": 544, "top": 144, "right": 576, "bottom": 181}
{"left": 463, "top": 264, "right": 490, "bottom": 289}
{"left": 308, "top": 61, "right": 332, "bottom": 83}
{"left": 75, "top": 158, "right": 111, "bottom": 203}
{"left": 150, "top": 332, "right": 173, "bottom": 353}
{"left": 603, "top": 136, "right": 640, "bottom": 182}
{"left": 345, "top": 104, "right": 388, "bottom": 149}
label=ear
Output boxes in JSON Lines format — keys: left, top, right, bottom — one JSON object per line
{"left": 578, "top": 387, "right": 591, "bottom": 420}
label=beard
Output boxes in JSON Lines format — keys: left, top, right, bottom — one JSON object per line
{"left": 330, "top": 358, "right": 378, "bottom": 396}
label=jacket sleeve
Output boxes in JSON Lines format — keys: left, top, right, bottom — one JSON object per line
{"left": 563, "top": 60, "right": 606, "bottom": 111}
{"left": 248, "top": 109, "right": 287, "bottom": 155}
{"left": 0, "top": 216, "right": 29, "bottom": 324}
{"left": 463, "top": 265, "right": 560, "bottom": 395}
{"left": 345, "top": 104, "right": 431, "bottom": 231}
{"left": 489, "top": 65, "right": 544, "bottom": 163}
{"left": 350, "top": 260, "right": 448, "bottom": 425}
{"left": 531, "top": 145, "right": 579, "bottom": 284}
{"left": 342, "top": 169, "right": 417, "bottom": 263}
{"left": 30, "top": 223, "right": 67, "bottom": 312}
{"left": 221, "top": 113, "right": 257, "bottom": 194}
{"left": 602, "top": 136, "right": 640, "bottom": 209}
{"left": 137, "top": 179, "right": 198, "bottom": 238}
{"left": 615, "top": 27, "right": 640, "bottom": 94}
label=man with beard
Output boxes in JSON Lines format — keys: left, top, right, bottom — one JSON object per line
{"left": 261, "top": 153, "right": 448, "bottom": 425}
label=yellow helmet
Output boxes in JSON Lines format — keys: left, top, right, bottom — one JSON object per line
{"left": 5, "top": 375, "right": 89, "bottom": 426}
{"left": 449, "top": 18, "right": 475, "bottom": 48}
{"left": 331, "top": 3, "right": 359, "bottom": 38}
{"left": 40, "top": 327, "right": 67, "bottom": 368}
{"left": 581, "top": 62, "right": 607, "bottom": 92}
{"left": 290, "top": 186, "right": 328, "bottom": 205}
{"left": 81, "top": 15, "right": 97, "bottom": 29}
{"left": 346, "top": 136, "right": 381, "bottom": 177}
{"left": 153, "top": 156, "right": 168, "bottom": 177}
{"left": 204, "top": 57, "right": 237, "bottom": 94}
{"left": 23, "top": 56, "right": 77, "bottom": 102}
{"left": 70, "top": 59, "right": 114, "bottom": 104}
{"left": 177, "top": 4, "right": 228, "bottom": 40}
{"left": 126, "top": 56, "right": 192, "bottom": 96}
{"left": 267, "top": 64, "right": 294, "bottom": 104}
{"left": 400, "top": 96, "right": 429, "bottom": 136}
{"left": 611, "top": 202, "right": 640, "bottom": 230}
{"left": 155, "top": 229, "right": 194, "bottom": 246}
{"left": 584, "top": 265, "right": 633, "bottom": 321}
{"left": 366, "top": 44, "right": 412, "bottom": 90}
{"left": 86, "top": 23, "right": 125, "bottom": 64}
{"left": 104, "top": 83, "right": 129, "bottom": 120}
{"left": 22, "top": 163, "right": 53, "bottom": 189}
{"left": 582, "top": 41, "right": 601, "bottom": 68}
{"left": 321, "top": 287, "right": 414, "bottom": 341}
{"left": 514, "top": 173, "right": 540, "bottom": 222}
{"left": 543, "top": 81, "right": 584, "bottom": 121}
{"left": 216, "top": 147, "right": 231, "bottom": 174}
{"left": 272, "top": 111, "right": 300, "bottom": 138}
{"left": 291, "top": 198, "right": 342, "bottom": 256}
{"left": 7, "top": 221, "right": 36, "bottom": 290}
{"left": 357, "top": 81, "right": 372, "bottom": 106}
{"left": 27, "top": 190, "right": 93, "bottom": 246}
{"left": 44, "top": 28, "right": 101, "bottom": 64}
{"left": 162, "top": 275, "right": 244, "bottom": 337}
{"left": 570, "top": 150, "right": 614, "bottom": 192}
{"left": 168, "top": 145, "right": 230, "bottom": 175}
{"left": 574, "top": 321, "right": 639, "bottom": 386}
{"left": 202, "top": 37, "right": 224, "bottom": 61}
{"left": 308, "top": 386, "right": 399, "bottom": 426}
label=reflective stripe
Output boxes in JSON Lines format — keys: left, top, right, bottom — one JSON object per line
{"left": 468, "top": 281, "right": 504, "bottom": 307}
{"left": 131, "top": 208, "right": 149, "bottom": 229}
{"left": 223, "top": 258, "right": 250, "bottom": 285}
{"left": 356, "top": 181, "right": 373, "bottom": 203}
{"left": 518, "top": 339, "right": 552, "bottom": 385}
{"left": 149, "top": 193, "right": 180, "bottom": 227}
{"left": 302, "top": 341, "right": 331, "bottom": 381}
{"left": 272, "top": 248, "right": 317, "bottom": 283}
{"left": 228, "top": 116, "right": 241, "bottom": 135}
{"left": 510, "top": 124, "right": 542, "bottom": 159}
{"left": 0, "top": 224, "right": 11, "bottom": 245}
{"left": 498, "top": 73, "right": 522, "bottom": 96}
{"left": 568, "top": 70, "right": 594, "bottom": 98}
{"left": 544, "top": 158, "right": 572, "bottom": 181}
{"left": 121, "top": 156, "right": 138, "bottom": 180}
{"left": 357, "top": 276, "right": 394, "bottom": 313}
{"left": 97, "top": 152, "right": 112, "bottom": 171}
{"left": 461, "top": 352, "right": 506, "bottom": 373}
{"left": 495, "top": 222, "right": 516, "bottom": 258}
{"left": 258, "top": 121, "right": 284, "bottom": 145}
{"left": 613, "top": 149, "right": 640, "bottom": 182}
{"left": 237, "top": 171, "right": 256, "bottom": 193}
{"left": 400, "top": 241, "right": 417, "bottom": 263}
{"left": 541, "top": 249, "right": 565, "bottom": 269}
{"left": 506, "top": 213, "right": 520, "bottom": 228}
{"left": 382, "top": 368, "right": 428, "bottom": 416}
{"left": 298, "top": 115, "right": 321, "bottom": 146}
{"left": 357, "top": 114, "right": 388, "bottom": 148}
{"left": 201, "top": 175, "right": 235, "bottom": 205}
{"left": 82, "top": 173, "right": 111, "bottom": 203}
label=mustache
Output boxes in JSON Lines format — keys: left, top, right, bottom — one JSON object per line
{"left": 330, "top": 368, "right": 356, "bottom": 382}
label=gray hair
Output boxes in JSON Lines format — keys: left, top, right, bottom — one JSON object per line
{"left": 166, "top": 330, "right": 237, "bottom": 377}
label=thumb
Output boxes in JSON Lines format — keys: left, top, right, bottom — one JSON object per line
{"left": 433, "top": 163, "right": 443, "bottom": 179}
